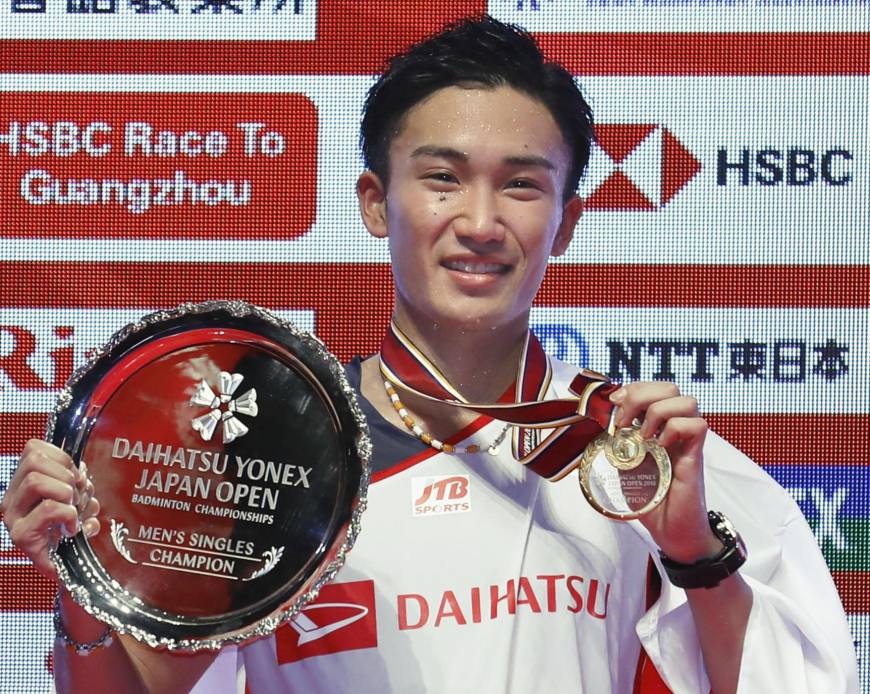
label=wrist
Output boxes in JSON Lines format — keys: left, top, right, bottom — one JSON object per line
{"left": 55, "top": 589, "right": 115, "bottom": 654}
{"left": 659, "top": 529, "right": 724, "bottom": 565}
{"left": 660, "top": 511, "right": 748, "bottom": 590}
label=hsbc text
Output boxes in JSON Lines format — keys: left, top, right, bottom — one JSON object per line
{"left": 716, "top": 148, "right": 852, "bottom": 186}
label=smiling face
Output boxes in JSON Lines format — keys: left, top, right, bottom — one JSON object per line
{"left": 358, "top": 85, "right": 582, "bottom": 339}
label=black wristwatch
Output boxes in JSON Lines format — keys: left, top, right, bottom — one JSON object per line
{"left": 660, "top": 511, "right": 748, "bottom": 590}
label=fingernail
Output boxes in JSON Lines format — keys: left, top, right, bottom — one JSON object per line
{"left": 614, "top": 406, "right": 624, "bottom": 428}
{"left": 609, "top": 389, "right": 626, "bottom": 404}
{"left": 84, "top": 520, "right": 98, "bottom": 538}
{"left": 60, "top": 518, "right": 81, "bottom": 539}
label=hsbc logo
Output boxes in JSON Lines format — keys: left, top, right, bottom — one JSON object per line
{"left": 411, "top": 474, "right": 471, "bottom": 517}
{"left": 581, "top": 124, "right": 701, "bottom": 211}
{"left": 275, "top": 580, "right": 378, "bottom": 664}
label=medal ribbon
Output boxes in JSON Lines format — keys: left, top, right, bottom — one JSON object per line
{"left": 380, "top": 322, "right": 620, "bottom": 481}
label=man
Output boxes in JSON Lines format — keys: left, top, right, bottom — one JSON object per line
{"left": 0, "top": 16, "right": 857, "bottom": 694}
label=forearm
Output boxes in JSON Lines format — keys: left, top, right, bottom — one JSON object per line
{"left": 54, "top": 590, "right": 215, "bottom": 694}
{"left": 685, "top": 572, "right": 753, "bottom": 694}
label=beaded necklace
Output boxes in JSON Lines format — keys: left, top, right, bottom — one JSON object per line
{"left": 383, "top": 380, "right": 512, "bottom": 455}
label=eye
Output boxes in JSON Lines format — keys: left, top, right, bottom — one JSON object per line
{"left": 508, "top": 178, "right": 538, "bottom": 190}
{"left": 426, "top": 171, "right": 458, "bottom": 184}
{"left": 505, "top": 178, "right": 545, "bottom": 199}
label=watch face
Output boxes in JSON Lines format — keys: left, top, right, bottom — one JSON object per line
{"left": 710, "top": 511, "right": 738, "bottom": 545}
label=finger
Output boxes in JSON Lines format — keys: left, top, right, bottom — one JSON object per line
{"left": 7, "top": 442, "right": 77, "bottom": 500}
{"left": 8, "top": 498, "right": 80, "bottom": 574}
{"left": 21, "top": 439, "right": 75, "bottom": 474}
{"left": 639, "top": 395, "right": 700, "bottom": 439}
{"left": 657, "top": 416, "right": 709, "bottom": 454}
{"left": 75, "top": 478, "right": 96, "bottom": 516}
{"left": 3, "top": 471, "right": 76, "bottom": 527}
{"left": 615, "top": 382, "right": 681, "bottom": 428}
{"left": 82, "top": 517, "right": 101, "bottom": 539}
{"left": 81, "top": 495, "right": 100, "bottom": 523}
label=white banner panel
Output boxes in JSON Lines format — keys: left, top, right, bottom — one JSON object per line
{"left": 0, "top": 0, "right": 316, "bottom": 40}
{"left": 489, "top": 0, "right": 869, "bottom": 33}
{"left": 530, "top": 307, "right": 868, "bottom": 413}
{"left": 2, "top": 75, "right": 866, "bottom": 265}
{"left": 0, "top": 612, "right": 52, "bottom": 694}
{"left": 853, "top": 615, "right": 870, "bottom": 693}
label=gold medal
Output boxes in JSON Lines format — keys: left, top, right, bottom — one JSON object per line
{"left": 578, "top": 417, "right": 672, "bottom": 521}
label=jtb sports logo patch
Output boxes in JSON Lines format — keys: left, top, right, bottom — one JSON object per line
{"left": 411, "top": 474, "right": 471, "bottom": 517}
{"left": 275, "top": 580, "right": 378, "bottom": 664}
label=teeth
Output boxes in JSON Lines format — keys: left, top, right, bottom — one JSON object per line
{"left": 445, "top": 260, "right": 505, "bottom": 274}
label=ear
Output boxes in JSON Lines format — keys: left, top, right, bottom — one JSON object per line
{"left": 357, "top": 171, "right": 388, "bottom": 239}
{"left": 550, "top": 194, "right": 582, "bottom": 257}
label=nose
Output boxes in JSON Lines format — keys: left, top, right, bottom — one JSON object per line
{"left": 453, "top": 184, "right": 505, "bottom": 244}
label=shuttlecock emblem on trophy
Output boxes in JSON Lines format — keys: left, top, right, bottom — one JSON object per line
{"left": 190, "top": 371, "right": 258, "bottom": 443}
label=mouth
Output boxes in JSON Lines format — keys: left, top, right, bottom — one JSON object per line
{"left": 441, "top": 259, "right": 511, "bottom": 275}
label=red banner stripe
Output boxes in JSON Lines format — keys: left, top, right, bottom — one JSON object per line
{"left": 2, "top": 26, "right": 867, "bottom": 75}
{"left": 4, "top": 264, "right": 867, "bottom": 315}
{"left": 536, "top": 264, "right": 870, "bottom": 309}
{"left": 1, "top": 414, "right": 48, "bottom": 455}
{"left": 833, "top": 571, "right": 870, "bottom": 613}
{"left": 539, "top": 32, "right": 870, "bottom": 77}
{"left": 706, "top": 414, "right": 870, "bottom": 468}
{"left": 0, "top": 564, "right": 55, "bottom": 611}
{"left": 2, "top": 262, "right": 395, "bottom": 363}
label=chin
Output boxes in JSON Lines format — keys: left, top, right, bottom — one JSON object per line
{"left": 429, "top": 306, "right": 523, "bottom": 333}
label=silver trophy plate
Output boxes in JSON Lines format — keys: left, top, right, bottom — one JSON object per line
{"left": 47, "top": 301, "right": 371, "bottom": 651}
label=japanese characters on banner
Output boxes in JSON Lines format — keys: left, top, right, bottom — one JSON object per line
{"left": 1, "top": 1, "right": 869, "bottom": 691}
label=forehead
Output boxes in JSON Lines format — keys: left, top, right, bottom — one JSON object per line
{"left": 388, "top": 85, "right": 571, "bottom": 170}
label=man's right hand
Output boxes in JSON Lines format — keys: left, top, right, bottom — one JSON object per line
{"left": 2, "top": 440, "right": 219, "bottom": 694}
{"left": 0, "top": 439, "right": 100, "bottom": 579}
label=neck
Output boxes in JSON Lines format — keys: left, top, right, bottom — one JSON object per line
{"left": 391, "top": 303, "right": 528, "bottom": 403}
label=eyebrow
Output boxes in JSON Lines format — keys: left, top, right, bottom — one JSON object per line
{"left": 410, "top": 146, "right": 556, "bottom": 171}
{"left": 503, "top": 154, "right": 555, "bottom": 171}
{"left": 410, "top": 145, "right": 468, "bottom": 162}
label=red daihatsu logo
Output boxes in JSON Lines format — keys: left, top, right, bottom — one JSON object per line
{"left": 275, "top": 580, "right": 377, "bottom": 664}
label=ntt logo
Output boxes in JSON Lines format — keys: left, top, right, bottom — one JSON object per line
{"left": 581, "top": 124, "right": 701, "bottom": 211}
{"left": 532, "top": 324, "right": 589, "bottom": 368}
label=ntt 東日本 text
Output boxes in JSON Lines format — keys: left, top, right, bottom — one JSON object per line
{"left": 606, "top": 339, "right": 849, "bottom": 383}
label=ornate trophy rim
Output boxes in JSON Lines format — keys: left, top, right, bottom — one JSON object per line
{"left": 46, "top": 300, "right": 372, "bottom": 651}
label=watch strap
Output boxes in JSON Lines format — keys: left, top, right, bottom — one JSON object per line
{"left": 660, "top": 510, "right": 747, "bottom": 590}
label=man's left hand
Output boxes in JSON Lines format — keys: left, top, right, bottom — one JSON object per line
{"left": 610, "top": 382, "right": 722, "bottom": 563}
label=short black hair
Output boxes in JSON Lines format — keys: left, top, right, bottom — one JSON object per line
{"left": 360, "top": 15, "right": 594, "bottom": 200}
